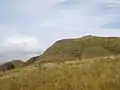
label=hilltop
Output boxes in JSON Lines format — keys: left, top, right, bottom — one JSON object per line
{"left": 38, "top": 35, "right": 120, "bottom": 62}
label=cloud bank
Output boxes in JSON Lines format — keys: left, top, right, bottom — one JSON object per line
{"left": 0, "top": 0, "right": 119, "bottom": 62}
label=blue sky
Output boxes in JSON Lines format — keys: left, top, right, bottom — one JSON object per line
{"left": 0, "top": 0, "right": 120, "bottom": 62}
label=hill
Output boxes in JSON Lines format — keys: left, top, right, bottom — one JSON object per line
{"left": 0, "top": 57, "right": 41, "bottom": 71}
{"left": 11, "top": 60, "right": 26, "bottom": 68}
{"left": 26, "top": 56, "right": 40, "bottom": 65}
{"left": 0, "top": 60, "right": 26, "bottom": 71}
{"left": 38, "top": 35, "right": 120, "bottom": 62}
{"left": 0, "top": 35, "right": 120, "bottom": 90}
{"left": 1, "top": 35, "right": 120, "bottom": 70}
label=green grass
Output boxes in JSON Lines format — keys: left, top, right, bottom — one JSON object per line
{"left": 39, "top": 36, "right": 120, "bottom": 62}
{"left": 0, "top": 56, "right": 120, "bottom": 90}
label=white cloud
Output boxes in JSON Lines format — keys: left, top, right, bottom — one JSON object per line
{"left": 0, "top": 34, "right": 41, "bottom": 62}
{"left": 3, "top": 34, "right": 40, "bottom": 53}
{"left": 0, "top": 0, "right": 120, "bottom": 62}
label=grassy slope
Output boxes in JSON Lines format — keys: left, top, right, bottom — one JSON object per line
{"left": 1, "top": 36, "right": 120, "bottom": 90}
{"left": 0, "top": 56, "right": 120, "bottom": 90}
{"left": 39, "top": 36, "right": 120, "bottom": 62}
{"left": 11, "top": 60, "right": 26, "bottom": 68}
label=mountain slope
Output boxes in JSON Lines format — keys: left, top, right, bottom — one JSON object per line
{"left": 39, "top": 35, "right": 120, "bottom": 62}
{"left": 0, "top": 60, "right": 26, "bottom": 71}
{"left": 26, "top": 56, "right": 40, "bottom": 65}
{"left": 11, "top": 60, "right": 26, "bottom": 68}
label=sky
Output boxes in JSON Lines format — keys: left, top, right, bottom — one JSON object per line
{"left": 0, "top": 0, "right": 120, "bottom": 62}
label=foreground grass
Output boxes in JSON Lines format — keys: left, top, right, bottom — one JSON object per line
{"left": 0, "top": 57, "right": 120, "bottom": 90}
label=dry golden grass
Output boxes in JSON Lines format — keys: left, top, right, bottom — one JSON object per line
{"left": 0, "top": 57, "right": 120, "bottom": 90}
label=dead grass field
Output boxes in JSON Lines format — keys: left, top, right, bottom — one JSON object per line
{"left": 0, "top": 56, "right": 120, "bottom": 90}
